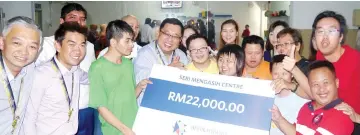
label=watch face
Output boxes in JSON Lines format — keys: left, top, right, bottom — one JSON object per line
{"left": 312, "top": 113, "right": 323, "bottom": 125}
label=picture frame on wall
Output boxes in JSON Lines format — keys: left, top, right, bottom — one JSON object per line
{"left": 161, "top": 1, "right": 182, "bottom": 9}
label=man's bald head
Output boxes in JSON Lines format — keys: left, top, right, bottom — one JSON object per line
{"left": 121, "top": 15, "right": 139, "bottom": 39}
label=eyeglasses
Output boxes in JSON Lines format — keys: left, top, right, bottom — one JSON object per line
{"left": 218, "top": 58, "right": 235, "bottom": 64}
{"left": 315, "top": 28, "right": 340, "bottom": 36}
{"left": 275, "top": 42, "right": 295, "bottom": 49}
{"left": 161, "top": 31, "right": 181, "bottom": 40}
{"left": 189, "top": 46, "right": 208, "bottom": 54}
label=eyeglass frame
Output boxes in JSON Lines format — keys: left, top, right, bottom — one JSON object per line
{"left": 275, "top": 41, "right": 296, "bottom": 50}
{"left": 189, "top": 46, "right": 208, "bottom": 54}
{"left": 160, "top": 30, "right": 182, "bottom": 40}
{"left": 218, "top": 57, "right": 236, "bottom": 65}
{"left": 314, "top": 28, "right": 340, "bottom": 36}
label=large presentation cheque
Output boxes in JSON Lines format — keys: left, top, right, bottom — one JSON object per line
{"left": 133, "top": 64, "right": 275, "bottom": 135}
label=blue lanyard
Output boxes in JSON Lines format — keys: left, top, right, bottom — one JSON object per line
{"left": 154, "top": 42, "right": 175, "bottom": 65}
{"left": 0, "top": 55, "right": 17, "bottom": 115}
{"left": 51, "top": 58, "right": 73, "bottom": 107}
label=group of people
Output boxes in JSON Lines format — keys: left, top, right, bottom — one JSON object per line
{"left": 0, "top": 2, "right": 359, "bottom": 135}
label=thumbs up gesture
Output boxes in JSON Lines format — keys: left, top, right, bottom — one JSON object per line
{"left": 282, "top": 45, "right": 297, "bottom": 72}
{"left": 168, "top": 56, "right": 185, "bottom": 70}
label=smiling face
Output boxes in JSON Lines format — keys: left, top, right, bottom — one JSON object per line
{"left": 188, "top": 38, "right": 210, "bottom": 64}
{"left": 158, "top": 23, "right": 182, "bottom": 54}
{"left": 0, "top": 24, "right": 40, "bottom": 71}
{"left": 218, "top": 53, "right": 237, "bottom": 76}
{"left": 221, "top": 23, "right": 238, "bottom": 44}
{"left": 60, "top": 10, "right": 86, "bottom": 26}
{"left": 55, "top": 31, "right": 86, "bottom": 69}
{"left": 308, "top": 67, "right": 339, "bottom": 108}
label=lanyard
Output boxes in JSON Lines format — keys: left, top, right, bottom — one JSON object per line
{"left": 154, "top": 42, "right": 175, "bottom": 65}
{"left": 50, "top": 58, "right": 74, "bottom": 122}
{"left": 0, "top": 55, "right": 24, "bottom": 133}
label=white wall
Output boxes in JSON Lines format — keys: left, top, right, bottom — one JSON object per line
{"left": 270, "top": 1, "right": 290, "bottom": 16}
{"left": 37, "top": 1, "right": 264, "bottom": 43}
{"left": 0, "top": 1, "right": 33, "bottom": 21}
{"left": 290, "top": 1, "right": 360, "bottom": 29}
{"left": 35, "top": 1, "right": 63, "bottom": 36}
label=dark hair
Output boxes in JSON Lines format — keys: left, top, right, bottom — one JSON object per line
{"left": 218, "top": 19, "right": 240, "bottom": 50}
{"left": 277, "top": 28, "right": 303, "bottom": 52}
{"left": 270, "top": 54, "right": 287, "bottom": 72}
{"left": 61, "top": 3, "right": 87, "bottom": 19}
{"left": 245, "top": 24, "right": 249, "bottom": 27}
{"left": 145, "top": 18, "right": 152, "bottom": 25}
{"left": 186, "top": 34, "right": 209, "bottom": 49}
{"left": 55, "top": 21, "right": 87, "bottom": 44}
{"left": 312, "top": 10, "right": 347, "bottom": 44}
{"left": 309, "top": 30, "right": 317, "bottom": 61}
{"left": 266, "top": 21, "right": 289, "bottom": 51}
{"left": 160, "top": 18, "right": 184, "bottom": 36}
{"left": 106, "top": 20, "right": 134, "bottom": 45}
{"left": 308, "top": 60, "right": 336, "bottom": 78}
{"left": 242, "top": 35, "right": 264, "bottom": 50}
{"left": 217, "top": 44, "right": 245, "bottom": 77}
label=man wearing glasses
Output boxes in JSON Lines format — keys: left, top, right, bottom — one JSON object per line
{"left": 134, "top": 18, "right": 188, "bottom": 106}
{"left": 272, "top": 28, "right": 310, "bottom": 98}
{"left": 276, "top": 28, "right": 309, "bottom": 74}
{"left": 185, "top": 34, "right": 218, "bottom": 74}
{"left": 277, "top": 10, "right": 360, "bottom": 134}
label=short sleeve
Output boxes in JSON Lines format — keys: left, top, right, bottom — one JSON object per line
{"left": 88, "top": 62, "right": 107, "bottom": 108}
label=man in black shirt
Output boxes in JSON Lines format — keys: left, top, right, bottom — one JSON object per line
{"left": 275, "top": 28, "right": 310, "bottom": 74}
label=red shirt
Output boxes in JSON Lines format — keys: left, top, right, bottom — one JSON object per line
{"left": 242, "top": 29, "right": 250, "bottom": 37}
{"left": 296, "top": 101, "right": 354, "bottom": 135}
{"left": 316, "top": 45, "right": 360, "bottom": 113}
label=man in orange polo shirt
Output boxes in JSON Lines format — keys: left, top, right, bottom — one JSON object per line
{"left": 242, "top": 35, "right": 272, "bottom": 80}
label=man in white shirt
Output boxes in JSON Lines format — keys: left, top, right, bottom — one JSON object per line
{"left": 34, "top": 3, "right": 96, "bottom": 135}
{"left": 0, "top": 16, "right": 42, "bottom": 135}
{"left": 98, "top": 15, "right": 142, "bottom": 59}
{"left": 24, "top": 22, "right": 88, "bottom": 135}
{"left": 133, "top": 18, "right": 189, "bottom": 106}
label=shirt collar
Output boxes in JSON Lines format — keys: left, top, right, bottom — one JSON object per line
{"left": 3, "top": 58, "right": 27, "bottom": 81}
{"left": 54, "top": 56, "right": 78, "bottom": 75}
{"left": 154, "top": 41, "right": 175, "bottom": 62}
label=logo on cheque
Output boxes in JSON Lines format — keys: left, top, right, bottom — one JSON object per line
{"left": 173, "top": 120, "right": 186, "bottom": 135}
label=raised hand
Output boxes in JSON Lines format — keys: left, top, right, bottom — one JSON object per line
{"left": 270, "top": 105, "right": 283, "bottom": 123}
{"left": 282, "top": 45, "right": 296, "bottom": 72}
{"left": 271, "top": 78, "right": 294, "bottom": 94}
{"left": 168, "top": 56, "right": 185, "bottom": 70}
